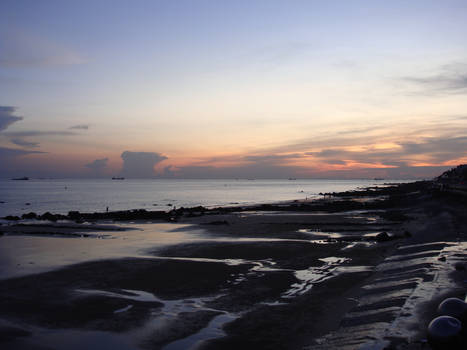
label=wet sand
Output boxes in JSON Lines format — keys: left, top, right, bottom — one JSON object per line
{"left": 0, "top": 181, "right": 466, "bottom": 349}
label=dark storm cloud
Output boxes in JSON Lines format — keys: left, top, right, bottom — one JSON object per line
{"left": 85, "top": 158, "right": 108, "bottom": 171}
{"left": 69, "top": 124, "right": 90, "bottom": 130}
{"left": 0, "top": 106, "right": 23, "bottom": 131}
{"left": 120, "top": 151, "right": 168, "bottom": 178}
{"left": 10, "top": 138, "right": 40, "bottom": 148}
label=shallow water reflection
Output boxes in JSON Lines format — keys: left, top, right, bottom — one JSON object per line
{"left": 0, "top": 223, "right": 206, "bottom": 279}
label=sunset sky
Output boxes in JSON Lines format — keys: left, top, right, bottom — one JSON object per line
{"left": 1, "top": 0, "right": 466, "bottom": 178}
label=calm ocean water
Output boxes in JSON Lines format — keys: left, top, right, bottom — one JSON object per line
{"left": 0, "top": 178, "right": 412, "bottom": 217}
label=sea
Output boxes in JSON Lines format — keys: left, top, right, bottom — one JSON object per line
{"left": 0, "top": 177, "right": 416, "bottom": 349}
{"left": 0, "top": 178, "right": 414, "bottom": 217}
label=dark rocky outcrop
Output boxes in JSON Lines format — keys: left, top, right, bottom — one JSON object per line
{"left": 21, "top": 212, "right": 37, "bottom": 220}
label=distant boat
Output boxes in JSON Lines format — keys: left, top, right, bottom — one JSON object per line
{"left": 288, "top": 178, "right": 297, "bottom": 180}
{"left": 112, "top": 177, "right": 125, "bottom": 180}
{"left": 374, "top": 178, "right": 385, "bottom": 180}
{"left": 12, "top": 177, "right": 29, "bottom": 180}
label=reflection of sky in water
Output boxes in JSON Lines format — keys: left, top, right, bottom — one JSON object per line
{"left": 0, "top": 221, "right": 341, "bottom": 280}
{"left": 283, "top": 257, "right": 373, "bottom": 298}
{"left": 3, "top": 323, "right": 137, "bottom": 350}
{"left": 283, "top": 257, "right": 349, "bottom": 297}
{"left": 0, "top": 218, "right": 392, "bottom": 349}
{"left": 298, "top": 228, "right": 344, "bottom": 238}
{"left": 72, "top": 288, "right": 237, "bottom": 350}
{"left": 0, "top": 223, "right": 206, "bottom": 279}
{"left": 163, "top": 313, "right": 236, "bottom": 350}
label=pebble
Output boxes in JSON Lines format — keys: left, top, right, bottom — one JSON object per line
{"left": 427, "top": 316, "right": 462, "bottom": 349}
{"left": 437, "top": 297, "right": 467, "bottom": 322}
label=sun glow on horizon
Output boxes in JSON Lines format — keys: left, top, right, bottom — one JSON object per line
{"left": 0, "top": 1, "right": 466, "bottom": 179}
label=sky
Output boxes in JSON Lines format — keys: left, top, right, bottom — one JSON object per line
{"left": 1, "top": 0, "right": 466, "bottom": 179}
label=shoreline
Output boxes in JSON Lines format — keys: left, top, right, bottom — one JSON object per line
{"left": 0, "top": 177, "right": 466, "bottom": 349}
{"left": 0, "top": 180, "right": 419, "bottom": 223}
{"left": 0, "top": 178, "right": 406, "bottom": 219}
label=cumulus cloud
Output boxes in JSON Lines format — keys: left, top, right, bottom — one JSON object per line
{"left": 161, "top": 165, "right": 176, "bottom": 178}
{"left": 85, "top": 158, "right": 108, "bottom": 172}
{"left": 120, "top": 151, "right": 167, "bottom": 178}
{"left": 70, "top": 124, "right": 90, "bottom": 130}
{"left": 0, "top": 106, "right": 23, "bottom": 131}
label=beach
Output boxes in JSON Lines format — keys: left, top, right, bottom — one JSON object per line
{"left": 3, "top": 1, "right": 467, "bottom": 348}
{"left": 0, "top": 177, "right": 466, "bottom": 349}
